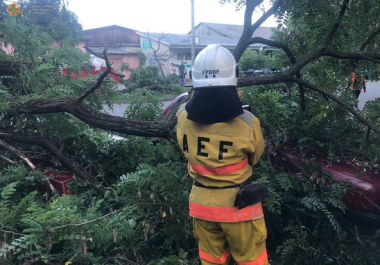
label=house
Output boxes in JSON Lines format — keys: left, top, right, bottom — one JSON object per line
{"left": 81, "top": 25, "right": 141, "bottom": 79}
{"left": 2, "top": 23, "right": 274, "bottom": 79}
{"left": 137, "top": 22, "right": 274, "bottom": 77}
{"left": 1, "top": 25, "right": 141, "bottom": 80}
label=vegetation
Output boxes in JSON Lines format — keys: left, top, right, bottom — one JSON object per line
{"left": 123, "top": 65, "right": 183, "bottom": 95}
{"left": 10, "top": 0, "right": 83, "bottom": 44}
{"left": 0, "top": 0, "right": 379, "bottom": 264}
{"left": 239, "top": 49, "right": 282, "bottom": 70}
{"left": 242, "top": 85, "right": 380, "bottom": 264}
{"left": 121, "top": 51, "right": 183, "bottom": 96}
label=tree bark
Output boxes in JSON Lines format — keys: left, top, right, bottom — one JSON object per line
{"left": 22, "top": 97, "right": 175, "bottom": 137}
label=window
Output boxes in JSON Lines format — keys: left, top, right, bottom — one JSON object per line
{"left": 177, "top": 53, "right": 192, "bottom": 60}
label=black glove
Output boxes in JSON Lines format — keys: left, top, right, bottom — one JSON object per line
{"left": 234, "top": 183, "right": 268, "bottom": 210}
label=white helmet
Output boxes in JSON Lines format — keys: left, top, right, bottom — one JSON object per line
{"left": 191, "top": 44, "right": 238, "bottom": 89}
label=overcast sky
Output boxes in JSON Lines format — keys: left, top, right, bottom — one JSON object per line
{"left": 66, "top": 0, "right": 277, "bottom": 34}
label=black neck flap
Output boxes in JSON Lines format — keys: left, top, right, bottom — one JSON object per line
{"left": 185, "top": 87, "right": 244, "bottom": 124}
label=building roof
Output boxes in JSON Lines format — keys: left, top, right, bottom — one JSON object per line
{"left": 136, "top": 32, "right": 264, "bottom": 49}
{"left": 83, "top": 25, "right": 136, "bottom": 32}
{"left": 136, "top": 32, "right": 186, "bottom": 46}
{"left": 137, "top": 22, "right": 273, "bottom": 50}
{"left": 87, "top": 47, "right": 138, "bottom": 55}
{"left": 83, "top": 23, "right": 273, "bottom": 50}
{"left": 190, "top": 22, "right": 273, "bottom": 40}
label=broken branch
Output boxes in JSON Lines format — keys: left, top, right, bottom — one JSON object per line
{"left": 77, "top": 49, "right": 112, "bottom": 102}
{"left": 0, "top": 139, "right": 36, "bottom": 170}
{"left": 0, "top": 154, "right": 16, "bottom": 165}
{"left": 0, "top": 130, "right": 105, "bottom": 193}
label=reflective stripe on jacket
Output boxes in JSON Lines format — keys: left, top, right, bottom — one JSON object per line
{"left": 189, "top": 185, "right": 264, "bottom": 222}
{"left": 176, "top": 105, "right": 265, "bottom": 222}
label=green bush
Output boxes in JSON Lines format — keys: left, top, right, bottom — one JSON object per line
{"left": 239, "top": 49, "right": 276, "bottom": 70}
{"left": 0, "top": 139, "right": 197, "bottom": 264}
{"left": 124, "top": 66, "right": 182, "bottom": 94}
{"left": 124, "top": 89, "right": 163, "bottom": 121}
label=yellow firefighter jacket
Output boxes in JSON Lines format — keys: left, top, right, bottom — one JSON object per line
{"left": 176, "top": 105, "right": 265, "bottom": 222}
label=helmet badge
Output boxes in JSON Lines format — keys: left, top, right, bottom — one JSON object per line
{"left": 202, "top": 70, "right": 219, "bottom": 78}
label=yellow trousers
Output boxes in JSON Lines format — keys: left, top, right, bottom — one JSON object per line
{"left": 193, "top": 218, "right": 270, "bottom": 265}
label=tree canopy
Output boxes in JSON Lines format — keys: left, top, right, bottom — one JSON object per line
{"left": 1, "top": 0, "right": 82, "bottom": 44}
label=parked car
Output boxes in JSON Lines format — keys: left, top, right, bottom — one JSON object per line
{"left": 254, "top": 69, "right": 265, "bottom": 77}
{"left": 45, "top": 170, "right": 74, "bottom": 195}
{"left": 242, "top": 69, "right": 256, "bottom": 78}
{"left": 162, "top": 92, "right": 189, "bottom": 116}
{"left": 273, "top": 146, "right": 380, "bottom": 221}
{"left": 262, "top": 68, "right": 274, "bottom": 75}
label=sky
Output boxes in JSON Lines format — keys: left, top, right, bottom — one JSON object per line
{"left": 66, "top": 0, "right": 277, "bottom": 34}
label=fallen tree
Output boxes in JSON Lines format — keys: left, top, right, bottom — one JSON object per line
{"left": 1, "top": 0, "right": 380, "bottom": 264}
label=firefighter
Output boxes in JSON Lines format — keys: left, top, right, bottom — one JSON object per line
{"left": 348, "top": 71, "right": 366, "bottom": 107}
{"left": 176, "top": 44, "right": 269, "bottom": 265}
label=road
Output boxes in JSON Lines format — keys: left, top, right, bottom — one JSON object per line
{"left": 358, "top": 81, "right": 380, "bottom": 109}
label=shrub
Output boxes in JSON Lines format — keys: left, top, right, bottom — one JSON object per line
{"left": 124, "top": 89, "right": 163, "bottom": 121}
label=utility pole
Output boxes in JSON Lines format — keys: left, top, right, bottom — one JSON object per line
{"left": 191, "top": 0, "right": 195, "bottom": 66}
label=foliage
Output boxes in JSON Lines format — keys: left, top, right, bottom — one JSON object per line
{"left": 127, "top": 66, "right": 160, "bottom": 88}
{"left": 0, "top": 49, "right": 10, "bottom": 60}
{"left": 124, "top": 89, "right": 163, "bottom": 121}
{"left": 0, "top": 144, "right": 197, "bottom": 264}
{"left": 1, "top": 17, "right": 54, "bottom": 63}
{"left": 137, "top": 51, "right": 148, "bottom": 67}
{"left": 272, "top": 0, "right": 380, "bottom": 81}
{"left": 124, "top": 66, "right": 182, "bottom": 94}
{"left": 239, "top": 49, "right": 280, "bottom": 71}
{"left": 243, "top": 85, "right": 297, "bottom": 134}
{"left": 364, "top": 98, "right": 380, "bottom": 127}
{"left": 4, "top": 2, "right": 194, "bottom": 265}
{"left": 254, "top": 160, "right": 380, "bottom": 265}
{"left": 24, "top": 0, "right": 83, "bottom": 44}
{"left": 241, "top": 79, "right": 380, "bottom": 263}
{"left": 1, "top": 0, "right": 82, "bottom": 44}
